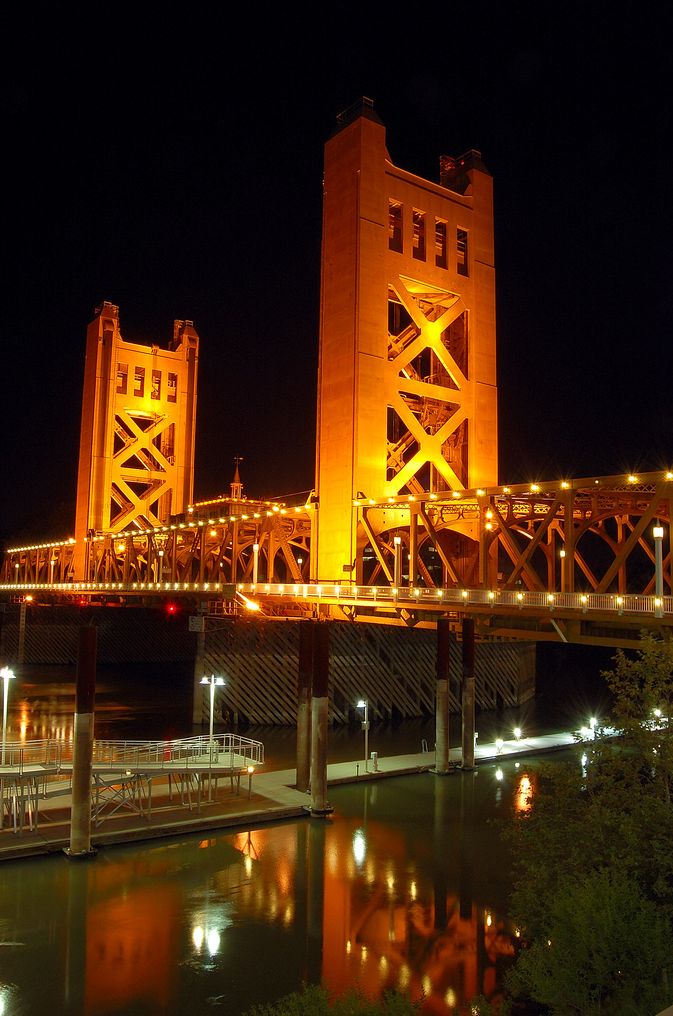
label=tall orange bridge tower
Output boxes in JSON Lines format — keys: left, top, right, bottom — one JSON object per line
{"left": 314, "top": 98, "right": 497, "bottom": 583}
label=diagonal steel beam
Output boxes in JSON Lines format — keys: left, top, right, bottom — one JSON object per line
{"left": 596, "top": 489, "right": 665, "bottom": 593}
{"left": 418, "top": 504, "right": 462, "bottom": 586}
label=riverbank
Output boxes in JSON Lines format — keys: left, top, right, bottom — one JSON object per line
{"left": 0, "top": 729, "right": 577, "bottom": 862}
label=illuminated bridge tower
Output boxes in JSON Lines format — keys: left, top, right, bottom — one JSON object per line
{"left": 74, "top": 302, "right": 198, "bottom": 575}
{"left": 314, "top": 99, "right": 498, "bottom": 583}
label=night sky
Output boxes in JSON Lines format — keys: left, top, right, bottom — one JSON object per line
{"left": 3, "top": 5, "right": 672, "bottom": 547}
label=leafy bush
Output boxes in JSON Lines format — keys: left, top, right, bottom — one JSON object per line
{"left": 508, "top": 869, "right": 671, "bottom": 1015}
{"left": 243, "top": 985, "right": 420, "bottom": 1015}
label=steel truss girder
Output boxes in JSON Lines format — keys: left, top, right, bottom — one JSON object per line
{"left": 80, "top": 515, "right": 311, "bottom": 587}
{"left": 354, "top": 473, "right": 672, "bottom": 599}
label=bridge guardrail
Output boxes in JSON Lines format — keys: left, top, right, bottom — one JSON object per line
{"left": 1, "top": 580, "right": 671, "bottom": 619}
{"left": 242, "top": 582, "right": 671, "bottom": 618}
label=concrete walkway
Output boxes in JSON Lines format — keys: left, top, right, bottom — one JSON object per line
{"left": 0, "top": 729, "right": 578, "bottom": 862}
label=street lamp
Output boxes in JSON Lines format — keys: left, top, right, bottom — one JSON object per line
{"left": 1, "top": 667, "right": 16, "bottom": 766}
{"left": 356, "top": 699, "right": 369, "bottom": 768}
{"left": 653, "top": 525, "right": 664, "bottom": 618}
{"left": 393, "top": 536, "right": 402, "bottom": 590}
{"left": 201, "top": 674, "right": 225, "bottom": 747}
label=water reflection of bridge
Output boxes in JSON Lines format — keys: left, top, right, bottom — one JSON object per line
{"left": 0, "top": 767, "right": 529, "bottom": 1013}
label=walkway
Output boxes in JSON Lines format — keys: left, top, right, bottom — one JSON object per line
{"left": 0, "top": 729, "right": 579, "bottom": 863}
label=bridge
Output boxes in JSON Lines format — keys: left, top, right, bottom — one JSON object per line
{"left": 1, "top": 98, "right": 671, "bottom": 650}
{"left": 3, "top": 470, "right": 671, "bottom": 647}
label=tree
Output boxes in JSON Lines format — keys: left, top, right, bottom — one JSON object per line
{"left": 503, "top": 633, "right": 673, "bottom": 1011}
{"left": 508, "top": 870, "right": 671, "bottom": 1015}
{"left": 601, "top": 632, "right": 673, "bottom": 807}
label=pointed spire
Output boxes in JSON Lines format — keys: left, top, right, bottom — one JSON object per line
{"left": 230, "top": 456, "right": 244, "bottom": 501}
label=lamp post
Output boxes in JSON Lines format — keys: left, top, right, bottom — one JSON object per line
{"left": 1, "top": 667, "right": 16, "bottom": 767}
{"left": 393, "top": 536, "right": 402, "bottom": 590}
{"left": 559, "top": 549, "right": 566, "bottom": 592}
{"left": 158, "top": 548, "right": 164, "bottom": 584}
{"left": 252, "top": 543, "right": 259, "bottom": 585}
{"left": 357, "top": 699, "right": 369, "bottom": 769}
{"left": 654, "top": 525, "right": 664, "bottom": 618}
{"left": 201, "top": 674, "right": 225, "bottom": 747}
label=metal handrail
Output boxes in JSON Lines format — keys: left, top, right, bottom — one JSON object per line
{"left": 1, "top": 580, "right": 671, "bottom": 619}
{"left": 0, "top": 733, "right": 264, "bottom": 775}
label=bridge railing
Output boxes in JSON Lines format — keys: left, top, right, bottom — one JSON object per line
{"left": 1, "top": 579, "right": 671, "bottom": 619}
{"left": 243, "top": 582, "right": 672, "bottom": 618}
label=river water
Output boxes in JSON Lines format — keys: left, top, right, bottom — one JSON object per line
{"left": 0, "top": 649, "right": 610, "bottom": 1015}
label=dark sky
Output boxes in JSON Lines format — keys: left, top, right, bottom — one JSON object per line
{"left": 3, "top": 4, "right": 672, "bottom": 546}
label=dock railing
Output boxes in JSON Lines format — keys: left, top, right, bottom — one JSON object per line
{"left": 0, "top": 733, "right": 264, "bottom": 777}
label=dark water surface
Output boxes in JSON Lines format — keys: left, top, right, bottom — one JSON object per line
{"left": 0, "top": 648, "right": 611, "bottom": 1014}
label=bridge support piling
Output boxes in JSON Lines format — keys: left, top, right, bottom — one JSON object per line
{"left": 460, "top": 617, "right": 476, "bottom": 770}
{"left": 296, "top": 621, "right": 313, "bottom": 793}
{"left": 434, "top": 618, "right": 451, "bottom": 774}
{"left": 66, "top": 626, "right": 97, "bottom": 859}
{"left": 309, "top": 622, "right": 333, "bottom": 816}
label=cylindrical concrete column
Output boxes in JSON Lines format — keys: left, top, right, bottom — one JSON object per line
{"left": 435, "top": 617, "right": 451, "bottom": 774}
{"left": 296, "top": 620, "right": 313, "bottom": 793}
{"left": 310, "top": 622, "right": 332, "bottom": 816}
{"left": 460, "top": 617, "right": 475, "bottom": 770}
{"left": 67, "top": 626, "right": 97, "bottom": 859}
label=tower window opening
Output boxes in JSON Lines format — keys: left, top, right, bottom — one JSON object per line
{"left": 456, "top": 228, "right": 469, "bottom": 276}
{"left": 167, "top": 372, "right": 178, "bottom": 403}
{"left": 435, "top": 219, "right": 447, "bottom": 268}
{"left": 389, "top": 200, "right": 403, "bottom": 253}
{"left": 116, "top": 363, "right": 128, "bottom": 395}
{"left": 134, "top": 366, "right": 145, "bottom": 398}
{"left": 412, "top": 209, "right": 426, "bottom": 261}
{"left": 151, "top": 369, "right": 161, "bottom": 400}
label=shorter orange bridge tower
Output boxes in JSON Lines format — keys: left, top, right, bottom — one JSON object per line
{"left": 73, "top": 302, "right": 199, "bottom": 577}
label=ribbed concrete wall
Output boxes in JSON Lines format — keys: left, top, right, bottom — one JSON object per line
{"left": 204, "top": 620, "right": 535, "bottom": 726}
{"left": 0, "top": 606, "right": 194, "bottom": 665}
{"left": 0, "top": 607, "right": 535, "bottom": 725}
